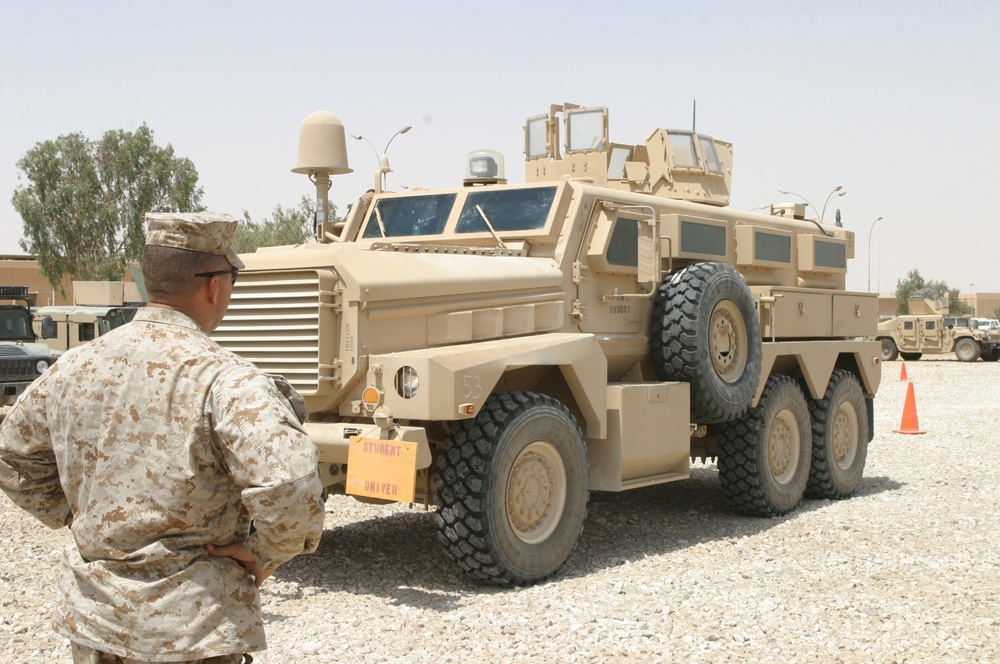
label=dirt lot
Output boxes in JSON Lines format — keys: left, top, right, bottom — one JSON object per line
{"left": 2, "top": 356, "right": 999, "bottom": 662}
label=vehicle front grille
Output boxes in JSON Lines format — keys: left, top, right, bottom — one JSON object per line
{"left": 212, "top": 269, "right": 340, "bottom": 396}
{"left": 0, "top": 358, "right": 34, "bottom": 381}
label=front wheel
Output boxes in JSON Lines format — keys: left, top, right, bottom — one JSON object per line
{"left": 879, "top": 338, "right": 899, "bottom": 361}
{"left": 434, "top": 391, "right": 589, "bottom": 586}
{"left": 718, "top": 374, "right": 811, "bottom": 516}
{"left": 807, "top": 370, "right": 868, "bottom": 499}
{"left": 955, "top": 338, "right": 981, "bottom": 362}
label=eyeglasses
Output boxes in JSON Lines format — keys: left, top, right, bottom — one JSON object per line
{"left": 195, "top": 268, "right": 239, "bottom": 285}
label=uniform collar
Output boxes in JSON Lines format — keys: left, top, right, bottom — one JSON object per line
{"left": 133, "top": 306, "right": 205, "bottom": 333}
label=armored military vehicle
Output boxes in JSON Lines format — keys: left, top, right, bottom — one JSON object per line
{"left": 876, "top": 298, "right": 1000, "bottom": 362}
{"left": 33, "top": 281, "right": 143, "bottom": 353}
{"left": 0, "top": 286, "right": 58, "bottom": 410}
{"left": 211, "top": 104, "right": 882, "bottom": 585}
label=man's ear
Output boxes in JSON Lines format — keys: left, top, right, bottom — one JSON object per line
{"left": 205, "top": 275, "right": 222, "bottom": 305}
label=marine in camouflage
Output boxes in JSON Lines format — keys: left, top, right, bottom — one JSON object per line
{"left": 0, "top": 306, "right": 325, "bottom": 661}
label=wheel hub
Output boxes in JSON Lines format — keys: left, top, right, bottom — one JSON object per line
{"left": 768, "top": 410, "right": 800, "bottom": 484}
{"left": 711, "top": 300, "right": 748, "bottom": 383}
{"left": 832, "top": 402, "right": 859, "bottom": 470}
{"left": 506, "top": 441, "right": 567, "bottom": 545}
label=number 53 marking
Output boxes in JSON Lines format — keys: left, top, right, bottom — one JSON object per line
{"left": 463, "top": 375, "right": 482, "bottom": 399}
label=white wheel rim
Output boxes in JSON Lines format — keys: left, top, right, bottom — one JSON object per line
{"left": 832, "top": 401, "right": 859, "bottom": 470}
{"left": 768, "top": 409, "right": 801, "bottom": 484}
{"left": 711, "top": 300, "right": 748, "bottom": 384}
{"left": 506, "top": 441, "right": 567, "bottom": 545}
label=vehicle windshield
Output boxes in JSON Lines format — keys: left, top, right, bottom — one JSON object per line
{"left": 456, "top": 187, "right": 557, "bottom": 234}
{"left": 361, "top": 187, "right": 558, "bottom": 239}
{"left": 0, "top": 309, "right": 32, "bottom": 340}
{"left": 362, "top": 193, "right": 457, "bottom": 239}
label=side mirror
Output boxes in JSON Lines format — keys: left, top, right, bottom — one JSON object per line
{"left": 41, "top": 315, "right": 56, "bottom": 339}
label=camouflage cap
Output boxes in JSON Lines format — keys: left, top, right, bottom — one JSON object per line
{"left": 144, "top": 211, "right": 245, "bottom": 270}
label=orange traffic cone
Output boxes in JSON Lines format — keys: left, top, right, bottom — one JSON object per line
{"left": 899, "top": 362, "right": 908, "bottom": 381}
{"left": 893, "top": 381, "right": 926, "bottom": 434}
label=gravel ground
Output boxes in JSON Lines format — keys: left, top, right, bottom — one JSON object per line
{"left": 2, "top": 357, "right": 999, "bottom": 663}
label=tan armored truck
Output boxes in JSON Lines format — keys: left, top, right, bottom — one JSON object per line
{"left": 33, "top": 281, "right": 143, "bottom": 353}
{"left": 1, "top": 286, "right": 58, "bottom": 414}
{"left": 212, "top": 104, "right": 882, "bottom": 585}
{"left": 876, "top": 298, "right": 1000, "bottom": 362}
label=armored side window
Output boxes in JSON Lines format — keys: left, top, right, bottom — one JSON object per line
{"left": 78, "top": 323, "right": 96, "bottom": 342}
{"left": 526, "top": 116, "right": 549, "bottom": 158}
{"left": 606, "top": 217, "right": 639, "bottom": 267}
{"left": 566, "top": 109, "right": 605, "bottom": 152}
{"left": 699, "top": 135, "right": 723, "bottom": 174}
{"left": 668, "top": 132, "right": 700, "bottom": 168}
{"left": 925, "top": 321, "right": 936, "bottom": 331}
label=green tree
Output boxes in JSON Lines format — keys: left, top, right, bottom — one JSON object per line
{"left": 895, "top": 269, "right": 971, "bottom": 315}
{"left": 233, "top": 196, "right": 334, "bottom": 253}
{"left": 12, "top": 124, "right": 203, "bottom": 286}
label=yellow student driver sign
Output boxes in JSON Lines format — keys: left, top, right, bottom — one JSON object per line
{"left": 346, "top": 436, "right": 418, "bottom": 502}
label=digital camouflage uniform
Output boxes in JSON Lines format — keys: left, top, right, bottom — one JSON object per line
{"left": 0, "top": 213, "right": 325, "bottom": 662}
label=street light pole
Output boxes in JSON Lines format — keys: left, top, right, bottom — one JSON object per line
{"left": 778, "top": 189, "right": 819, "bottom": 220}
{"left": 867, "top": 216, "right": 883, "bottom": 292}
{"left": 820, "top": 185, "right": 846, "bottom": 222}
{"left": 351, "top": 125, "right": 412, "bottom": 193}
{"left": 779, "top": 187, "right": 846, "bottom": 222}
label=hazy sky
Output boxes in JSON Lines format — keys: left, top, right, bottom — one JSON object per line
{"left": 1, "top": 1, "right": 997, "bottom": 294}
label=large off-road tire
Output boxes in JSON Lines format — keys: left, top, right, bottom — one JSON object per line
{"left": 955, "top": 338, "right": 981, "bottom": 362}
{"left": 879, "top": 337, "right": 899, "bottom": 361}
{"left": 806, "top": 370, "right": 868, "bottom": 499}
{"left": 651, "top": 262, "right": 762, "bottom": 423}
{"left": 899, "top": 352, "right": 922, "bottom": 361}
{"left": 981, "top": 348, "right": 1000, "bottom": 362}
{"left": 434, "top": 391, "right": 589, "bottom": 586}
{"left": 717, "top": 374, "right": 811, "bottom": 517}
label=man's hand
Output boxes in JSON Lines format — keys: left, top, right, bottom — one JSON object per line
{"left": 207, "top": 542, "right": 275, "bottom": 588}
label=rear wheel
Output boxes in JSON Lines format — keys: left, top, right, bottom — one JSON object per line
{"left": 435, "top": 391, "right": 589, "bottom": 586}
{"left": 807, "top": 370, "right": 868, "bottom": 499}
{"left": 899, "top": 352, "right": 922, "bottom": 361}
{"left": 879, "top": 338, "right": 899, "bottom": 361}
{"left": 955, "top": 338, "right": 981, "bottom": 362}
{"left": 718, "top": 374, "right": 811, "bottom": 516}
{"left": 651, "top": 262, "right": 762, "bottom": 423}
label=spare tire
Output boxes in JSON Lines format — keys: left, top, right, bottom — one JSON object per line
{"left": 651, "top": 262, "right": 762, "bottom": 423}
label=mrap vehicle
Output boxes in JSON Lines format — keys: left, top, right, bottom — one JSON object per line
{"left": 211, "top": 104, "right": 882, "bottom": 585}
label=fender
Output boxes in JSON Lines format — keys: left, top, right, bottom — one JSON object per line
{"left": 366, "top": 332, "right": 608, "bottom": 438}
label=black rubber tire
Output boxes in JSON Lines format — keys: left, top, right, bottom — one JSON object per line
{"left": 717, "top": 374, "right": 811, "bottom": 517}
{"left": 434, "top": 391, "right": 589, "bottom": 586}
{"left": 955, "top": 338, "right": 981, "bottom": 362}
{"left": 651, "top": 262, "right": 762, "bottom": 423}
{"left": 899, "top": 352, "right": 922, "bottom": 361}
{"left": 879, "top": 337, "right": 899, "bottom": 361}
{"left": 981, "top": 348, "right": 1000, "bottom": 362}
{"left": 806, "top": 370, "right": 868, "bottom": 499}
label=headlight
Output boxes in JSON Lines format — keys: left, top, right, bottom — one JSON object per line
{"left": 395, "top": 366, "right": 419, "bottom": 399}
{"left": 36, "top": 359, "right": 50, "bottom": 374}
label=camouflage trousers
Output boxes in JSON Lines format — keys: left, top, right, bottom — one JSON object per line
{"left": 71, "top": 642, "right": 253, "bottom": 664}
